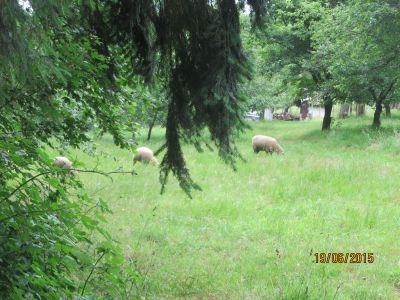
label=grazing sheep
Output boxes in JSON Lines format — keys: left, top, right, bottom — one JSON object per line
{"left": 133, "top": 147, "right": 159, "bottom": 165}
{"left": 53, "top": 156, "right": 73, "bottom": 169}
{"left": 53, "top": 156, "right": 76, "bottom": 176}
{"left": 252, "top": 135, "right": 284, "bottom": 155}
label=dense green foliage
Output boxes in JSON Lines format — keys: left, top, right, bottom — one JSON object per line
{"left": 313, "top": 0, "right": 400, "bottom": 127}
{"left": 241, "top": 15, "right": 296, "bottom": 113}
{"left": 243, "top": 1, "right": 327, "bottom": 110}
{"left": 0, "top": 1, "right": 142, "bottom": 297}
{"left": 243, "top": 0, "right": 399, "bottom": 128}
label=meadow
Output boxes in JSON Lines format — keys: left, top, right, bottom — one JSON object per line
{"left": 72, "top": 114, "right": 400, "bottom": 299}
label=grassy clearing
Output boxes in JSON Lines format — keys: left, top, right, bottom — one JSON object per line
{"left": 68, "top": 115, "right": 400, "bottom": 299}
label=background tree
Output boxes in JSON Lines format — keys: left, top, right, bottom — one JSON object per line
{"left": 250, "top": 0, "right": 343, "bottom": 130}
{"left": 313, "top": 0, "right": 400, "bottom": 128}
{"left": 119, "top": 78, "right": 168, "bottom": 141}
{"left": 137, "top": 82, "right": 168, "bottom": 141}
{"left": 241, "top": 14, "right": 295, "bottom": 116}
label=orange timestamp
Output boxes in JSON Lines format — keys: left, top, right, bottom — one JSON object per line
{"left": 314, "top": 252, "right": 374, "bottom": 264}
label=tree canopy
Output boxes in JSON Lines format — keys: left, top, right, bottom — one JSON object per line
{"left": 243, "top": 0, "right": 399, "bottom": 129}
{"left": 312, "top": 0, "right": 400, "bottom": 127}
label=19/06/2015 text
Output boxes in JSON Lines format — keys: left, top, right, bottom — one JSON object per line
{"left": 314, "top": 253, "right": 374, "bottom": 263}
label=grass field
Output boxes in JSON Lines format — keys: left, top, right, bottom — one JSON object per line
{"left": 70, "top": 114, "right": 400, "bottom": 299}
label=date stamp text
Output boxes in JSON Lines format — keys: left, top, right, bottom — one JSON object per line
{"left": 314, "top": 252, "right": 374, "bottom": 264}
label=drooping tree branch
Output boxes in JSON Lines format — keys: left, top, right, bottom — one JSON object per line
{"left": 92, "top": 0, "right": 266, "bottom": 195}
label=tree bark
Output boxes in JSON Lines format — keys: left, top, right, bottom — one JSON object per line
{"left": 147, "top": 111, "right": 158, "bottom": 141}
{"left": 370, "top": 81, "right": 396, "bottom": 128}
{"left": 356, "top": 103, "right": 365, "bottom": 116}
{"left": 300, "top": 101, "right": 309, "bottom": 120}
{"left": 147, "top": 123, "right": 154, "bottom": 141}
{"left": 322, "top": 97, "right": 333, "bottom": 131}
{"left": 339, "top": 103, "right": 350, "bottom": 118}
{"left": 373, "top": 100, "right": 382, "bottom": 128}
{"left": 384, "top": 103, "right": 391, "bottom": 117}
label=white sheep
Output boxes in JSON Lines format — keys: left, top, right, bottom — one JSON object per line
{"left": 252, "top": 135, "right": 284, "bottom": 155}
{"left": 53, "top": 156, "right": 73, "bottom": 169}
{"left": 53, "top": 156, "right": 76, "bottom": 176}
{"left": 133, "top": 147, "right": 159, "bottom": 165}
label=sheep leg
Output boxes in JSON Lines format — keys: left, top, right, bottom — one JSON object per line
{"left": 264, "top": 146, "right": 272, "bottom": 155}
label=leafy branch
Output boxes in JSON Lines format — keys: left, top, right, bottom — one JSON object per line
{"left": 80, "top": 250, "right": 107, "bottom": 297}
{"left": 2, "top": 168, "right": 137, "bottom": 203}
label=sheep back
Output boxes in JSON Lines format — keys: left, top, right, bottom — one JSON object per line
{"left": 133, "top": 147, "right": 159, "bottom": 164}
{"left": 53, "top": 156, "right": 73, "bottom": 169}
{"left": 252, "top": 135, "right": 284, "bottom": 155}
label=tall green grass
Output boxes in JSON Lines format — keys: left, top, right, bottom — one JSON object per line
{"left": 68, "top": 115, "right": 400, "bottom": 299}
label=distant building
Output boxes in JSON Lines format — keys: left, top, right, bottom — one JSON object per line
{"left": 264, "top": 108, "right": 273, "bottom": 121}
{"left": 309, "top": 106, "right": 325, "bottom": 118}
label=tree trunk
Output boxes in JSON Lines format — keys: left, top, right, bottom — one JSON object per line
{"left": 147, "top": 123, "right": 155, "bottom": 141}
{"left": 339, "top": 103, "right": 350, "bottom": 118}
{"left": 147, "top": 111, "right": 158, "bottom": 141}
{"left": 384, "top": 103, "right": 391, "bottom": 117}
{"left": 356, "top": 103, "right": 365, "bottom": 116}
{"left": 372, "top": 100, "right": 382, "bottom": 128}
{"left": 284, "top": 106, "right": 289, "bottom": 113}
{"left": 322, "top": 98, "right": 333, "bottom": 131}
{"left": 370, "top": 81, "right": 396, "bottom": 128}
{"left": 300, "top": 101, "right": 309, "bottom": 120}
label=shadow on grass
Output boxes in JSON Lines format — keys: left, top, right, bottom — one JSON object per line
{"left": 97, "top": 115, "right": 400, "bottom": 154}
{"left": 296, "top": 118, "right": 400, "bottom": 150}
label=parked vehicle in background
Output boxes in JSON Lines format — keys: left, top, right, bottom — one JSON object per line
{"left": 245, "top": 112, "right": 260, "bottom": 121}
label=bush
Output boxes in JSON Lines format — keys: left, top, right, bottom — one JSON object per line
{"left": 0, "top": 145, "right": 141, "bottom": 298}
